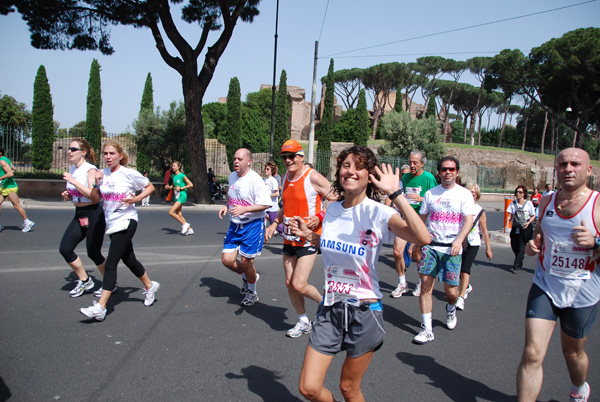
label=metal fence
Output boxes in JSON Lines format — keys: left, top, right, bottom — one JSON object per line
{"left": 4, "top": 125, "right": 595, "bottom": 191}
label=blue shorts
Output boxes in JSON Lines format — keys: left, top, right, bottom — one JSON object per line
{"left": 525, "top": 284, "right": 599, "bottom": 339}
{"left": 418, "top": 246, "right": 461, "bottom": 286}
{"left": 223, "top": 219, "right": 265, "bottom": 258}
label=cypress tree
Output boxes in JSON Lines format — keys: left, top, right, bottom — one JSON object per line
{"left": 31, "top": 65, "right": 54, "bottom": 171}
{"left": 136, "top": 72, "right": 154, "bottom": 173}
{"left": 274, "top": 69, "right": 290, "bottom": 172}
{"left": 354, "top": 89, "right": 370, "bottom": 146}
{"left": 317, "top": 59, "right": 335, "bottom": 176}
{"left": 224, "top": 77, "right": 242, "bottom": 170}
{"left": 85, "top": 59, "right": 102, "bottom": 153}
{"left": 426, "top": 95, "right": 437, "bottom": 118}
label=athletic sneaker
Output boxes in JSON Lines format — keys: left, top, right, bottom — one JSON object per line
{"left": 413, "top": 324, "right": 434, "bottom": 344}
{"left": 412, "top": 282, "right": 421, "bottom": 297}
{"left": 446, "top": 304, "right": 457, "bottom": 330}
{"left": 241, "top": 292, "right": 259, "bottom": 306}
{"left": 143, "top": 281, "right": 160, "bottom": 306}
{"left": 70, "top": 277, "right": 95, "bottom": 298}
{"left": 391, "top": 283, "right": 409, "bottom": 298}
{"left": 456, "top": 296, "right": 465, "bottom": 311}
{"left": 286, "top": 321, "right": 312, "bottom": 338}
{"left": 185, "top": 228, "right": 194, "bottom": 236}
{"left": 0, "top": 224, "right": 3, "bottom": 232}
{"left": 80, "top": 301, "right": 107, "bottom": 321}
{"left": 570, "top": 382, "right": 590, "bottom": 402}
{"left": 464, "top": 284, "right": 473, "bottom": 300}
{"left": 181, "top": 223, "right": 190, "bottom": 235}
{"left": 22, "top": 220, "right": 35, "bottom": 232}
{"left": 240, "top": 273, "right": 260, "bottom": 295}
{"left": 94, "top": 285, "right": 118, "bottom": 297}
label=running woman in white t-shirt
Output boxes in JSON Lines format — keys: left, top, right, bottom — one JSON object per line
{"left": 60, "top": 139, "right": 106, "bottom": 298}
{"left": 79, "top": 141, "right": 160, "bottom": 321}
{"left": 290, "top": 146, "right": 430, "bottom": 402}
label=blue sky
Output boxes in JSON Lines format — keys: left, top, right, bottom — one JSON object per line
{"left": 0, "top": 0, "right": 598, "bottom": 134}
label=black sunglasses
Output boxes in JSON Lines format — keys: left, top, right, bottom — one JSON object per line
{"left": 280, "top": 154, "right": 296, "bottom": 161}
{"left": 440, "top": 167, "right": 456, "bottom": 173}
{"left": 68, "top": 147, "right": 82, "bottom": 152}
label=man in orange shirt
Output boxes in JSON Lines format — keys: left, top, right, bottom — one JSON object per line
{"left": 265, "top": 140, "right": 336, "bottom": 338}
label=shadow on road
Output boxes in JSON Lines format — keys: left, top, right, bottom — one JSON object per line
{"left": 225, "top": 365, "right": 303, "bottom": 402}
{"left": 396, "top": 352, "right": 515, "bottom": 402}
{"left": 199, "top": 277, "right": 293, "bottom": 331}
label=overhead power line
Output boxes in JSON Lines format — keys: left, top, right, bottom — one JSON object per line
{"left": 333, "top": 50, "right": 515, "bottom": 59}
{"left": 321, "top": 0, "right": 597, "bottom": 58}
{"left": 318, "top": 0, "right": 330, "bottom": 43}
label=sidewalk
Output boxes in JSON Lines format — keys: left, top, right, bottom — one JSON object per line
{"left": 19, "top": 197, "right": 226, "bottom": 211}
{"left": 19, "top": 196, "right": 512, "bottom": 243}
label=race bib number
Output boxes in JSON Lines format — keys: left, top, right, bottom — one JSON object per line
{"left": 174, "top": 190, "right": 180, "bottom": 200}
{"left": 324, "top": 265, "right": 360, "bottom": 306}
{"left": 549, "top": 241, "right": 591, "bottom": 280}
{"left": 405, "top": 186, "right": 421, "bottom": 205}
{"left": 282, "top": 216, "right": 301, "bottom": 242}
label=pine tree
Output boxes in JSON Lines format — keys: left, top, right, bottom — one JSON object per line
{"left": 136, "top": 72, "right": 154, "bottom": 173}
{"left": 222, "top": 77, "right": 242, "bottom": 170}
{"left": 317, "top": 59, "right": 335, "bottom": 176}
{"left": 31, "top": 65, "right": 54, "bottom": 171}
{"left": 274, "top": 69, "right": 290, "bottom": 171}
{"left": 85, "top": 59, "right": 102, "bottom": 153}
{"left": 354, "top": 89, "right": 370, "bottom": 146}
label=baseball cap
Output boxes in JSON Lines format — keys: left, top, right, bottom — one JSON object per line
{"left": 279, "top": 139, "right": 304, "bottom": 156}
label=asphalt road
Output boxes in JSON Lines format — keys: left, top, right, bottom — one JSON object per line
{"left": 0, "top": 205, "right": 598, "bottom": 401}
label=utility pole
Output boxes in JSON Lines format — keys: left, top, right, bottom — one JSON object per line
{"left": 308, "top": 41, "right": 318, "bottom": 165}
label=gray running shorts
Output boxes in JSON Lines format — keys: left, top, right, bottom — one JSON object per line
{"left": 309, "top": 300, "right": 385, "bottom": 358}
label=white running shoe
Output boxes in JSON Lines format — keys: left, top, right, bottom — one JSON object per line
{"left": 446, "top": 304, "right": 457, "bottom": 330}
{"left": 94, "top": 285, "right": 118, "bottom": 297}
{"left": 241, "top": 292, "right": 259, "bottom": 306}
{"left": 185, "top": 227, "right": 194, "bottom": 235}
{"left": 70, "top": 277, "right": 95, "bottom": 298}
{"left": 413, "top": 324, "right": 434, "bottom": 344}
{"left": 391, "top": 283, "right": 409, "bottom": 298}
{"left": 570, "top": 382, "right": 591, "bottom": 402}
{"left": 80, "top": 301, "right": 107, "bottom": 321}
{"left": 143, "top": 281, "right": 160, "bottom": 306}
{"left": 412, "top": 282, "right": 421, "bottom": 297}
{"left": 181, "top": 223, "right": 190, "bottom": 235}
{"left": 464, "top": 284, "right": 473, "bottom": 300}
{"left": 456, "top": 296, "right": 465, "bottom": 311}
{"left": 22, "top": 220, "right": 35, "bottom": 232}
{"left": 286, "top": 321, "right": 312, "bottom": 338}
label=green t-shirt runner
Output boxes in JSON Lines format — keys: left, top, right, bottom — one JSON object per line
{"left": 172, "top": 172, "right": 188, "bottom": 204}
{"left": 402, "top": 170, "right": 438, "bottom": 212}
{"left": 0, "top": 156, "right": 17, "bottom": 189}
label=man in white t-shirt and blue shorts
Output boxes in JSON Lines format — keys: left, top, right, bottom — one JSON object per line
{"left": 413, "top": 156, "right": 474, "bottom": 344}
{"left": 219, "top": 148, "right": 272, "bottom": 307}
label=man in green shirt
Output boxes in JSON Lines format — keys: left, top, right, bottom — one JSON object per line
{"left": 391, "top": 150, "right": 437, "bottom": 298}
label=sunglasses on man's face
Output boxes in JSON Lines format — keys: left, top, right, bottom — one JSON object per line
{"left": 281, "top": 154, "right": 296, "bottom": 161}
{"left": 440, "top": 167, "right": 456, "bottom": 173}
{"left": 68, "top": 147, "right": 82, "bottom": 152}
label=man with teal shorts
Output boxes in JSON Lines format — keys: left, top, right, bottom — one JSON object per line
{"left": 413, "top": 156, "right": 474, "bottom": 344}
{"left": 0, "top": 146, "right": 34, "bottom": 232}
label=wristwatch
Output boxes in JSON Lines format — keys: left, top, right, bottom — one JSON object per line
{"left": 594, "top": 236, "right": 600, "bottom": 250}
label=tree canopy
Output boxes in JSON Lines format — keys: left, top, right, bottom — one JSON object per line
{"left": 3, "top": 0, "right": 261, "bottom": 202}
